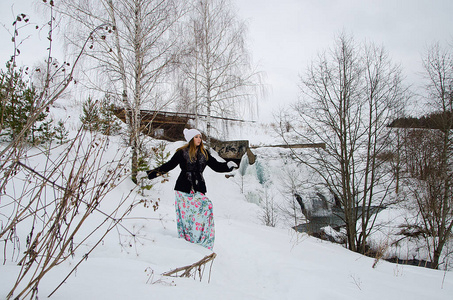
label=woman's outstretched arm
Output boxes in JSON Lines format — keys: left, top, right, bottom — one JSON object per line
{"left": 147, "top": 150, "right": 181, "bottom": 179}
{"left": 206, "top": 152, "right": 237, "bottom": 173}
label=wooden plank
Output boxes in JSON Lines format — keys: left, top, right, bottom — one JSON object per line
{"left": 250, "top": 143, "right": 326, "bottom": 149}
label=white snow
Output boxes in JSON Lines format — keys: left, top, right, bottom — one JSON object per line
{"left": 0, "top": 103, "right": 452, "bottom": 299}
{"left": 1, "top": 131, "right": 452, "bottom": 300}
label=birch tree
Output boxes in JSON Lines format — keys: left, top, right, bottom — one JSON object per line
{"left": 58, "top": 0, "right": 186, "bottom": 182}
{"left": 177, "top": 0, "right": 261, "bottom": 145}
{"left": 281, "top": 33, "right": 406, "bottom": 253}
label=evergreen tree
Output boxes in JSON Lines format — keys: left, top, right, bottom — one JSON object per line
{"left": 80, "top": 97, "right": 100, "bottom": 132}
{"left": 0, "top": 63, "right": 47, "bottom": 142}
{"left": 32, "top": 119, "right": 54, "bottom": 145}
{"left": 54, "top": 120, "right": 69, "bottom": 144}
{"left": 80, "top": 95, "right": 122, "bottom": 136}
{"left": 151, "top": 142, "right": 170, "bottom": 168}
{"left": 99, "top": 95, "right": 121, "bottom": 136}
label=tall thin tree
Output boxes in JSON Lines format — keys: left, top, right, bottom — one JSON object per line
{"left": 176, "top": 0, "right": 261, "bottom": 145}
{"left": 281, "top": 33, "right": 406, "bottom": 253}
{"left": 58, "top": 0, "right": 186, "bottom": 182}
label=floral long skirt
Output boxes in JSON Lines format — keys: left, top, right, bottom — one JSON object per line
{"left": 175, "top": 190, "right": 215, "bottom": 250}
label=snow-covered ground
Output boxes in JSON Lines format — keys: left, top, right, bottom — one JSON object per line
{"left": 0, "top": 98, "right": 451, "bottom": 299}
{"left": 1, "top": 128, "right": 452, "bottom": 300}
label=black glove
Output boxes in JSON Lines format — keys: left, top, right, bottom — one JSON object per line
{"left": 147, "top": 170, "right": 159, "bottom": 179}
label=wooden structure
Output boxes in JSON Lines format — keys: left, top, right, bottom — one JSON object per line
{"left": 250, "top": 143, "right": 326, "bottom": 150}
{"left": 114, "top": 108, "right": 190, "bottom": 140}
{"left": 113, "top": 108, "right": 253, "bottom": 141}
{"left": 113, "top": 108, "right": 325, "bottom": 163}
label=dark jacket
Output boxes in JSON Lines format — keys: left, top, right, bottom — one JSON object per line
{"left": 146, "top": 147, "right": 233, "bottom": 194}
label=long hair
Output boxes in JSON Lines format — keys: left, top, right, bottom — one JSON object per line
{"left": 178, "top": 138, "right": 208, "bottom": 162}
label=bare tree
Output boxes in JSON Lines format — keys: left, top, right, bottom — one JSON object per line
{"left": 260, "top": 188, "right": 278, "bottom": 227}
{"left": 58, "top": 0, "right": 187, "bottom": 182}
{"left": 0, "top": 2, "right": 137, "bottom": 299}
{"left": 277, "top": 160, "right": 309, "bottom": 227}
{"left": 176, "top": 0, "right": 261, "bottom": 145}
{"left": 280, "top": 33, "right": 406, "bottom": 253}
{"left": 399, "top": 43, "right": 453, "bottom": 269}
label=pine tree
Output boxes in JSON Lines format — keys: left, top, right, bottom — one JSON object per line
{"left": 80, "top": 97, "right": 100, "bottom": 132}
{"left": 151, "top": 142, "right": 170, "bottom": 168}
{"left": 32, "top": 119, "right": 54, "bottom": 145}
{"left": 80, "top": 95, "right": 122, "bottom": 136}
{"left": 0, "top": 63, "right": 47, "bottom": 142}
{"left": 54, "top": 120, "right": 69, "bottom": 144}
{"left": 99, "top": 95, "right": 121, "bottom": 136}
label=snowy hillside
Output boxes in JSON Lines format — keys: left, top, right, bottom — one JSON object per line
{"left": 1, "top": 122, "right": 452, "bottom": 300}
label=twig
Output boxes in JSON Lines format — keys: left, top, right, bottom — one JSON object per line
{"left": 162, "top": 252, "right": 217, "bottom": 282}
{"left": 16, "top": 159, "right": 138, "bottom": 237}
{"left": 15, "top": 160, "right": 66, "bottom": 191}
{"left": 349, "top": 274, "right": 362, "bottom": 291}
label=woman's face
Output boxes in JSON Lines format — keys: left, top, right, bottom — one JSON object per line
{"left": 193, "top": 134, "right": 202, "bottom": 146}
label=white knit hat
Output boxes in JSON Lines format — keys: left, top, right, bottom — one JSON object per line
{"left": 183, "top": 128, "right": 202, "bottom": 142}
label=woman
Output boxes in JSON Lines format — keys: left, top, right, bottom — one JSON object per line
{"left": 147, "top": 128, "right": 237, "bottom": 250}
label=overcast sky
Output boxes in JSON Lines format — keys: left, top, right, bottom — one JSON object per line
{"left": 1, "top": 0, "right": 453, "bottom": 120}
{"left": 235, "top": 0, "right": 453, "bottom": 119}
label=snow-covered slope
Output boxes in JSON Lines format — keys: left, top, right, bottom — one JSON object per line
{"left": 1, "top": 135, "right": 451, "bottom": 299}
